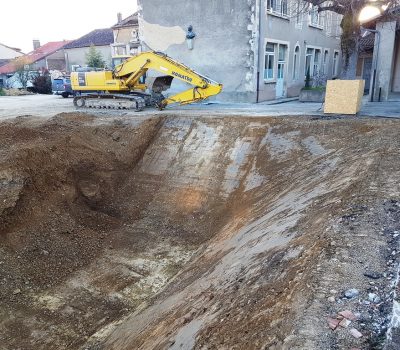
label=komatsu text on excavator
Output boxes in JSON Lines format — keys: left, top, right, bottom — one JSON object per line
{"left": 70, "top": 51, "right": 222, "bottom": 111}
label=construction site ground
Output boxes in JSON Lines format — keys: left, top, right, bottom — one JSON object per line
{"left": 1, "top": 95, "right": 400, "bottom": 350}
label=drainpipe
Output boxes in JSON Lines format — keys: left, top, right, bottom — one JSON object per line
{"left": 362, "top": 27, "right": 380, "bottom": 102}
{"left": 256, "top": 0, "right": 262, "bottom": 103}
{"left": 65, "top": 51, "right": 70, "bottom": 73}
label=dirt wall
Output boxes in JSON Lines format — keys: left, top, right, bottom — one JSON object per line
{"left": 0, "top": 114, "right": 399, "bottom": 350}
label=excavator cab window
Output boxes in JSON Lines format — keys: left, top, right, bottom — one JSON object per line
{"left": 112, "top": 56, "right": 130, "bottom": 69}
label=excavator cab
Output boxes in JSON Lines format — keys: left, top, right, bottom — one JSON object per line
{"left": 112, "top": 55, "right": 147, "bottom": 85}
{"left": 111, "top": 55, "right": 131, "bottom": 69}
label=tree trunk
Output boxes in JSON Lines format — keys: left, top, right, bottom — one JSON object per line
{"left": 339, "top": 11, "right": 360, "bottom": 80}
{"left": 340, "top": 41, "right": 359, "bottom": 79}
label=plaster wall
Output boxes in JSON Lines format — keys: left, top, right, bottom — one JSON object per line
{"left": 64, "top": 46, "right": 112, "bottom": 71}
{"left": 139, "top": 0, "right": 257, "bottom": 102}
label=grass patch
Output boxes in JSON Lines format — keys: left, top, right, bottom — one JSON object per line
{"left": 302, "top": 86, "right": 326, "bottom": 92}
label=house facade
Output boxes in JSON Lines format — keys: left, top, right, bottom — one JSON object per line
{"left": 63, "top": 29, "right": 114, "bottom": 71}
{"left": 111, "top": 12, "right": 141, "bottom": 57}
{"left": 0, "top": 41, "right": 70, "bottom": 88}
{"left": 0, "top": 43, "right": 23, "bottom": 67}
{"left": 138, "top": 0, "right": 342, "bottom": 102}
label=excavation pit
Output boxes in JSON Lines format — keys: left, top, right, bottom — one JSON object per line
{"left": 0, "top": 113, "right": 400, "bottom": 349}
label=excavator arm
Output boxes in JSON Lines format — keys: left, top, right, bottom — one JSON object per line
{"left": 113, "top": 52, "right": 222, "bottom": 109}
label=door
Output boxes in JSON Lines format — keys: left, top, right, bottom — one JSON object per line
{"left": 362, "top": 57, "right": 372, "bottom": 92}
{"left": 276, "top": 44, "right": 287, "bottom": 98}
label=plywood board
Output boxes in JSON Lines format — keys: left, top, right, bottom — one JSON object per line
{"left": 324, "top": 80, "right": 365, "bottom": 115}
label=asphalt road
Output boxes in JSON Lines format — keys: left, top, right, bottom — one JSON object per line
{"left": 0, "top": 94, "right": 399, "bottom": 120}
{"left": 0, "top": 94, "right": 75, "bottom": 120}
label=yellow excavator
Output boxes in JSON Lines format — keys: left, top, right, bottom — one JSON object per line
{"left": 70, "top": 51, "right": 222, "bottom": 111}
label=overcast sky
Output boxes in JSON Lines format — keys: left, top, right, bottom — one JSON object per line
{"left": 1, "top": 0, "right": 138, "bottom": 53}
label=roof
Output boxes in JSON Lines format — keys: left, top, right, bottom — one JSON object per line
{"left": 0, "top": 43, "right": 23, "bottom": 53}
{"left": 359, "top": 33, "right": 375, "bottom": 52}
{"left": 0, "top": 59, "right": 10, "bottom": 67}
{"left": 0, "top": 41, "right": 71, "bottom": 74}
{"left": 112, "top": 12, "right": 138, "bottom": 29}
{"left": 64, "top": 28, "right": 114, "bottom": 49}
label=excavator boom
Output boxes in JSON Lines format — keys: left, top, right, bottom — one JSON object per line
{"left": 71, "top": 51, "right": 222, "bottom": 111}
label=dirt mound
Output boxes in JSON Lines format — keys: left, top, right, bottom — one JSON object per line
{"left": 3, "top": 88, "right": 34, "bottom": 96}
{"left": 0, "top": 113, "right": 400, "bottom": 350}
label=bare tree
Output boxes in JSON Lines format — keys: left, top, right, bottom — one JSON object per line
{"left": 298, "top": 0, "right": 399, "bottom": 79}
{"left": 12, "top": 57, "right": 31, "bottom": 89}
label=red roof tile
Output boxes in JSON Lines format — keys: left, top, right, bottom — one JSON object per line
{"left": 0, "top": 40, "right": 71, "bottom": 74}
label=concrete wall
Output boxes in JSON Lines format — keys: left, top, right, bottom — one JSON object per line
{"left": 112, "top": 26, "right": 141, "bottom": 55}
{"left": 64, "top": 46, "right": 112, "bottom": 71}
{"left": 392, "top": 38, "right": 400, "bottom": 92}
{"left": 257, "top": 3, "right": 341, "bottom": 101}
{"left": 138, "top": 0, "right": 256, "bottom": 102}
{"left": 114, "top": 27, "right": 137, "bottom": 44}
{"left": 373, "top": 21, "right": 397, "bottom": 101}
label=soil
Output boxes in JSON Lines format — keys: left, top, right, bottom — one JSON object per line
{"left": 0, "top": 113, "right": 399, "bottom": 350}
{"left": 3, "top": 89, "right": 34, "bottom": 96}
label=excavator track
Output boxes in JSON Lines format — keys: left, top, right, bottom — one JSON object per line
{"left": 73, "top": 94, "right": 146, "bottom": 112}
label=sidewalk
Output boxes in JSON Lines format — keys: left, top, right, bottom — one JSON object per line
{"left": 177, "top": 98, "right": 400, "bottom": 119}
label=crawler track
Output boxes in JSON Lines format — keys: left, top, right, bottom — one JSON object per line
{"left": 73, "top": 94, "right": 146, "bottom": 111}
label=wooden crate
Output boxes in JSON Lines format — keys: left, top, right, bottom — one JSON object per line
{"left": 324, "top": 80, "right": 365, "bottom": 115}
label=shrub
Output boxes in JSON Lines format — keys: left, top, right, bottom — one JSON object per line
{"left": 0, "top": 87, "right": 5, "bottom": 96}
{"left": 33, "top": 73, "right": 52, "bottom": 94}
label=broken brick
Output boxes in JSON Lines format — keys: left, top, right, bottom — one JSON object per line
{"left": 327, "top": 317, "right": 341, "bottom": 330}
{"left": 339, "top": 318, "right": 352, "bottom": 328}
{"left": 350, "top": 328, "right": 363, "bottom": 339}
{"left": 338, "top": 310, "right": 357, "bottom": 321}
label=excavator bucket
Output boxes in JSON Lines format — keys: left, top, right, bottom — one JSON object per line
{"left": 146, "top": 76, "right": 174, "bottom": 93}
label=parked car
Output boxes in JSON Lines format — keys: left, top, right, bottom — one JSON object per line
{"left": 52, "top": 77, "right": 73, "bottom": 98}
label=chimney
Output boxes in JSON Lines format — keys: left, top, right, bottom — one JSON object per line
{"left": 33, "top": 39, "right": 40, "bottom": 50}
{"left": 117, "top": 13, "right": 122, "bottom": 23}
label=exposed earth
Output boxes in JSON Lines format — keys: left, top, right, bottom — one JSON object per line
{"left": 0, "top": 109, "right": 400, "bottom": 349}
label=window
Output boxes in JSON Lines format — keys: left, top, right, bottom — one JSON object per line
{"left": 322, "top": 49, "right": 329, "bottom": 74}
{"left": 293, "top": 45, "right": 300, "bottom": 80}
{"left": 295, "top": 6, "right": 303, "bottom": 29}
{"left": 277, "top": 45, "right": 287, "bottom": 79}
{"left": 264, "top": 43, "right": 276, "bottom": 80}
{"left": 335, "top": 13, "right": 342, "bottom": 37}
{"left": 267, "top": 0, "right": 288, "bottom": 18}
{"left": 305, "top": 48, "right": 313, "bottom": 76}
{"left": 309, "top": 5, "right": 324, "bottom": 28}
{"left": 305, "top": 47, "right": 322, "bottom": 76}
{"left": 325, "top": 12, "right": 333, "bottom": 36}
{"left": 313, "top": 49, "right": 321, "bottom": 75}
{"left": 333, "top": 51, "right": 339, "bottom": 77}
{"left": 264, "top": 41, "right": 288, "bottom": 82}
